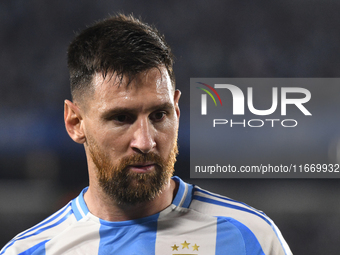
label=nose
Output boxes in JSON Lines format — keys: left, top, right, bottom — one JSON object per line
{"left": 130, "top": 117, "right": 156, "bottom": 154}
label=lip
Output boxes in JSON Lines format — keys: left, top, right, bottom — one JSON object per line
{"left": 128, "top": 162, "right": 156, "bottom": 173}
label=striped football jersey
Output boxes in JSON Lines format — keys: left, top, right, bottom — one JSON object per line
{"left": 1, "top": 176, "right": 291, "bottom": 255}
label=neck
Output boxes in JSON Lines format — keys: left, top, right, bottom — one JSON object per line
{"left": 83, "top": 178, "right": 178, "bottom": 221}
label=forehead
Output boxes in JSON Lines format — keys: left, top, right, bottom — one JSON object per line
{"left": 89, "top": 67, "right": 174, "bottom": 112}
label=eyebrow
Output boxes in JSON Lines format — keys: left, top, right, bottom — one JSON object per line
{"left": 101, "top": 102, "right": 174, "bottom": 119}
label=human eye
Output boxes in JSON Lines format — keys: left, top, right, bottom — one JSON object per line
{"left": 150, "top": 111, "right": 167, "bottom": 122}
{"left": 111, "top": 114, "right": 134, "bottom": 124}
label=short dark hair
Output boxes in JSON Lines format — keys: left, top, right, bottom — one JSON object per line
{"left": 67, "top": 14, "right": 175, "bottom": 101}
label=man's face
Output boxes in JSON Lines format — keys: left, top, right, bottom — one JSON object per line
{"left": 81, "top": 67, "right": 180, "bottom": 204}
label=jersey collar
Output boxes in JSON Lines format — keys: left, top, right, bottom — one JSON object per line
{"left": 171, "top": 176, "right": 194, "bottom": 208}
{"left": 71, "top": 187, "right": 90, "bottom": 221}
{"left": 71, "top": 176, "right": 194, "bottom": 221}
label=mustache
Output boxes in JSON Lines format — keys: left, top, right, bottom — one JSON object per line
{"left": 118, "top": 152, "right": 166, "bottom": 170}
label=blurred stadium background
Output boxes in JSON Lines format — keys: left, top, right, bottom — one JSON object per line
{"left": 1, "top": 1, "right": 340, "bottom": 254}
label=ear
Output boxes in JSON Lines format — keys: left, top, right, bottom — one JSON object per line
{"left": 64, "top": 100, "right": 86, "bottom": 144}
{"left": 174, "top": 89, "right": 181, "bottom": 119}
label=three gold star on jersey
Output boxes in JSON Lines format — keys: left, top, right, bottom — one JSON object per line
{"left": 171, "top": 240, "right": 199, "bottom": 251}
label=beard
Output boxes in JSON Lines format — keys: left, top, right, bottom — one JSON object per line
{"left": 87, "top": 136, "right": 178, "bottom": 205}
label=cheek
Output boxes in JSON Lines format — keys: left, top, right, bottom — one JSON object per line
{"left": 156, "top": 124, "right": 178, "bottom": 152}
{"left": 102, "top": 132, "right": 130, "bottom": 154}
{"left": 86, "top": 125, "right": 127, "bottom": 154}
